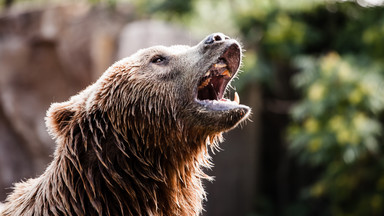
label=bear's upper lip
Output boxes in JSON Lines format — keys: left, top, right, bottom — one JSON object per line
{"left": 195, "top": 43, "right": 242, "bottom": 110}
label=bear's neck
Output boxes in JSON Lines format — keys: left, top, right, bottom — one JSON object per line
{"left": 47, "top": 113, "right": 212, "bottom": 215}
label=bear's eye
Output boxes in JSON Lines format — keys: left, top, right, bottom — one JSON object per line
{"left": 151, "top": 55, "right": 167, "bottom": 64}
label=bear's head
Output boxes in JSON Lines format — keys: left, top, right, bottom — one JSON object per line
{"left": 46, "top": 33, "right": 250, "bottom": 151}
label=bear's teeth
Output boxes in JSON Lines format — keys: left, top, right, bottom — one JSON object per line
{"left": 234, "top": 92, "right": 240, "bottom": 104}
{"left": 204, "top": 71, "right": 211, "bottom": 77}
{"left": 214, "top": 63, "right": 227, "bottom": 68}
{"left": 198, "top": 77, "right": 211, "bottom": 89}
{"left": 221, "top": 69, "right": 230, "bottom": 77}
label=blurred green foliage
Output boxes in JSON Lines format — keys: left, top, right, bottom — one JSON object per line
{"left": 281, "top": 4, "right": 384, "bottom": 216}
{"left": 290, "top": 53, "right": 384, "bottom": 165}
{"left": 289, "top": 53, "right": 384, "bottom": 215}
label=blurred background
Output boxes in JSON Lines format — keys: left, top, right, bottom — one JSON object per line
{"left": 1, "top": 0, "right": 384, "bottom": 215}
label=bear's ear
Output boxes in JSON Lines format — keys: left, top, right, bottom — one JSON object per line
{"left": 45, "top": 101, "right": 76, "bottom": 138}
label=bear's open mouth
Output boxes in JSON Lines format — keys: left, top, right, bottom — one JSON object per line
{"left": 197, "top": 58, "right": 231, "bottom": 101}
{"left": 196, "top": 43, "right": 241, "bottom": 110}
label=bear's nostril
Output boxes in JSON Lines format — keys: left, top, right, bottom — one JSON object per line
{"left": 204, "top": 33, "right": 229, "bottom": 45}
{"left": 214, "top": 35, "right": 222, "bottom": 41}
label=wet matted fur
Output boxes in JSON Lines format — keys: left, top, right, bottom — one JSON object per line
{"left": 1, "top": 33, "right": 250, "bottom": 216}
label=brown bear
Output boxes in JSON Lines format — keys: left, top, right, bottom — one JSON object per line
{"left": 0, "top": 33, "right": 250, "bottom": 216}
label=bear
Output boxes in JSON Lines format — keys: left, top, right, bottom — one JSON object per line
{"left": 0, "top": 33, "right": 250, "bottom": 216}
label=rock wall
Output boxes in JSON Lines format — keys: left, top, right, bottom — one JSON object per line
{"left": 0, "top": 4, "right": 129, "bottom": 200}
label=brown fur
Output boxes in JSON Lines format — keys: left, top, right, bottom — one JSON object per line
{"left": 1, "top": 33, "right": 250, "bottom": 216}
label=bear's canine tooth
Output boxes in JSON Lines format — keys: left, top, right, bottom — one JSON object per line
{"left": 204, "top": 71, "right": 211, "bottom": 77}
{"left": 221, "top": 69, "right": 230, "bottom": 77}
{"left": 234, "top": 91, "right": 240, "bottom": 104}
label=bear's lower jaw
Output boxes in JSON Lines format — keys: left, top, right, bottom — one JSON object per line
{"left": 193, "top": 102, "right": 251, "bottom": 132}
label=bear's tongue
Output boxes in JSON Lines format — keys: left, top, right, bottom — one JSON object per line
{"left": 197, "top": 60, "right": 238, "bottom": 103}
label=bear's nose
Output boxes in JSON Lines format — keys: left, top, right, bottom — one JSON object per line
{"left": 204, "top": 33, "right": 230, "bottom": 45}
